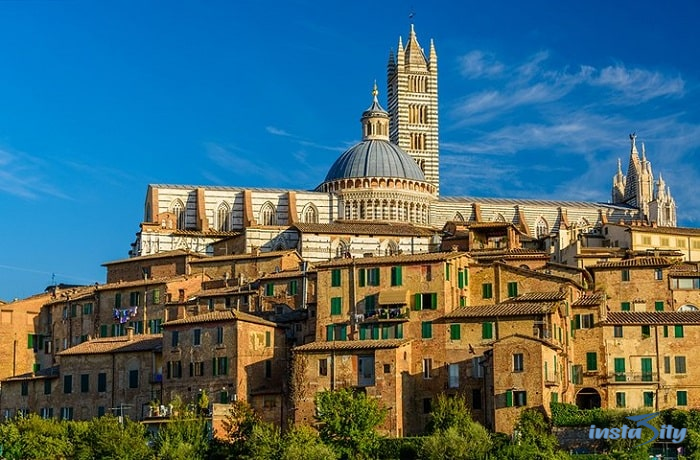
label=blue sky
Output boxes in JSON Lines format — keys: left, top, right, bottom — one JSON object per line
{"left": 1, "top": 0, "right": 699, "bottom": 300}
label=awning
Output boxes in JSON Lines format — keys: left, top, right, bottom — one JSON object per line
{"left": 378, "top": 289, "right": 408, "bottom": 305}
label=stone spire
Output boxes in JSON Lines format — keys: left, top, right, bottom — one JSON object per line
{"left": 612, "top": 158, "right": 626, "bottom": 203}
{"left": 361, "top": 82, "right": 390, "bottom": 141}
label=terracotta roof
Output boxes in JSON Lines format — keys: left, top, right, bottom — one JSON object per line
{"left": 606, "top": 223, "right": 700, "bottom": 236}
{"left": 102, "top": 249, "right": 205, "bottom": 266}
{"left": 260, "top": 270, "right": 305, "bottom": 280}
{"left": 292, "top": 222, "right": 437, "bottom": 237}
{"left": 511, "top": 291, "right": 566, "bottom": 302}
{"left": 162, "top": 309, "right": 278, "bottom": 327}
{"left": 294, "top": 339, "right": 410, "bottom": 352}
{"left": 445, "top": 303, "right": 558, "bottom": 319}
{"left": 604, "top": 312, "right": 700, "bottom": 325}
{"left": 172, "top": 229, "right": 241, "bottom": 237}
{"left": 57, "top": 334, "right": 162, "bottom": 356}
{"left": 2, "top": 366, "right": 60, "bottom": 382}
{"left": 314, "top": 251, "right": 468, "bottom": 268}
{"left": 469, "top": 248, "right": 549, "bottom": 261}
{"left": 439, "top": 196, "right": 635, "bottom": 210}
{"left": 572, "top": 293, "right": 606, "bottom": 306}
{"left": 190, "top": 250, "right": 300, "bottom": 264}
{"left": 590, "top": 257, "right": 674, "bottom": 269}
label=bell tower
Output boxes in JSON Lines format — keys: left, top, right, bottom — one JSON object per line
{"left": 387, "top": 25, "right": 440, "bottom": 194}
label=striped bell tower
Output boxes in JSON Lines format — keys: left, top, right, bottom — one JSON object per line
{"left": 387, "top": 24, "right": 440, "bottom": 194}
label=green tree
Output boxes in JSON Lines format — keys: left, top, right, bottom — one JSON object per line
{"left": 213, "top": 400, "right": 262, "bottom": 458}
{"left": 76, "top": 415, "right": 153, "bottom": 460}
{"left": 491, "top": 409, "right": 569, "bottom": 460}
{"left": 152, "top": 405, "right": 210, "bottom": 460}
{"left": 315, "top": 387, "right": 387, "bottom": 460}
{"left": 282, "top": 425, "right": 338, "bottom": 460}
{"left": 240, "top": 422, "right": 283, "bottom": 460}
{"left": 3, "top": 414, "right": 72, "bottom": 460}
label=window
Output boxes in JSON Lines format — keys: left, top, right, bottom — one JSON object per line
{"left": 216, "top": 327, "right": 224, "bottom": 345}
{"left": 675, "top": 356, "right": 687, "bottom": 374}
{"left": 364, "top": 295, "right": 376, "bottom": 317}
{"left": 655, "top": 301, "right": 664, "bottom": 312}
{"left": 535, "top": 217, "right": 549, "bottom": 238}
{"left": 482, "top": 283, "right": 493, "bottom": 299}
{"left": 98, "top": 373, "right": 106, "bottom": 392}
{"left": 213, "top": 357, "right": 229, "bottom": 376}
{"left": 621, "top": 302, "right": 631, "bottom": 311}
{"left": 613, "top": 326, "right": 623, "bottom": 337}
{"left": 384, "top": 364, "right": 391, "bottom": 374}
{"left": 507, "top": 282, "right": 518, "bottom": 297}
{"left": 167, "top": 361, "right": 183, "bottom": 379}
{"left": 60, "top": 407, "right": 74, "bottom": 421}
{"left": 677, "top": 391, "right": 688, "bottom": 406}
{"left": 265, "top": 283, "right": 274, "bottom": 296}
{"left": 621, "top": 269, "right": 630, "bottom": 282}
{"left": 423, "top": 398, "right": 432, "bottom": 414}
{"left": 391, "top": 266, "right": 402, "bottom": 286}
{"left": 574, "top": 314, "right": 594, "bottom": 329}
{"left": 217, "top": 203, "right": 231, "bottom": 231}
{"left": 129, "top": 291, "right": 141, "bottom": 307}
{"left": 259, "top": 202, "right": 276, "bottom": 225}
{"left": 616, "top": 392, "right": 626, "bottom": 408}
{"left": 63, "top": 375, "right": 73, "bottom": 394}
{"left": 193, "top": 329, "right": 202, "bottom": 346}
{"left": 367, "top": 268, "right": 380, "bottom": 286}
{"left": 303, "top": 205, "right": 318, "bottom": 224}
{"left": 83, "top": 303, "right": 93, "bottom": 315}
{"left": 80, "top": 374, "right": 89, "bottom": 393}
{"left": 614, "top": 358, "right": 626, "bottom": 381}
{"left": 445, "top": 263, "right": 451, "bottom": 281}
{"left": 318, "top": 358, "right": 328, "bottom": 376}
{"left": 358, "top": 268, "right": 366, "bottom": 286}
{"left": 643, "top": 391, "right": 654, "bottom": 407}
{"left": 44, "top": 379, "right": 52, "bottom": 395}
{"left": 641, "top": 358, "right": 653, "bottom": 382}
{"left": 450, "top": 324, "right": 461, "bottom": 340}
{"left": 655, "top": 269, "right": 663, "bottom": 281}
{"left": 423, "top": 358, "right": 432, "bottom": 379}
{"left": 472, "top": 357, "right": 484, "bottom": 378}
{"left": 21, "top": 382, "right": 28, "bottom": 396}
{"left": 664, "top": 356, "right": 671, "bottom": 374}
{"left": 288, "top": 280, "right": 298, "bottom": 295}
{"left": 472, "top": 389, "right": 482, "bottom": 410}
{"left": 482, "top": 322, "right": 493, "bottom": 340}
{"left": 40, "top": 407, "right": 54, "bottom": 419}
{"left": 641, "top": 325, "right": 651, "bottom": 338}
{"left": 191, "top": 362, "right": 204, "bottom": 377}
{"left": 128, "top": 370, "right": 139, "bottom": 389}
{"left": 514, "top": 391, "right": 527, "bottom": 407}
{"left": 330, "top": 297, "right": 342, "bottom": 315}
{"left": 114, "top": 293, "right": 122, "bottom": 308}
{"left": 448, "top": 364, "right": 459, "bottom": 388}
{"left": 152, "top": 289, "right": 161, "bottom": 304}
{"left": 331, "top": 269, "right": 341, "bottom": 287}
{"left": 513, "top": 353, "right": 524, "bottom": 372}
{"left": 586, "top": 352, "right": 597, "bottom": 371}
{"left": 265, "top": 331, "right": 271, "bottom": 347}
{"left": 421, "top": 321, "right": 433, "bottom": 339}
{"left": 171, "top": 331, "right": 179, "bottom": 347}
{"left": 358, "top": 355, "right": 375, "bottom": 386}
{"left": 675, "top": 325, "right": 684, "bottom": 338}
{"left": 265, "top": 360, "right": 272, "bottom": 378}
{"left": 413, "top": 292, "right": 438, "bottom": 310}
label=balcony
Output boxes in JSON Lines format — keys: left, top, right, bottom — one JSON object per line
{"left": 605, "top": 372, "right": 658, "bottom": 384}
{"left": 359, "top": 307, "right": 409, "bottom": 323}
{"left": 544, "top": 376, "right": 561, "bottom": 387}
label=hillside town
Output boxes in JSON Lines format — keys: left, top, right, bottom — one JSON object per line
{"left": 1, "top": 24, "right": 699, "bottom": 456}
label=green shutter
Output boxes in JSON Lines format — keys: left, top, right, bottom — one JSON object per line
{"left": 371, "top": 325, "right": 379, "bottom": 340}
{"left": 396, "top": 323, "right": 403, "bottom": 339}
{"left": 27, "top": 334, "right": 34, "bottom": 349}
{"left": 100, "top": 325, "right": 108, "bottom": 337}
{"left": 413, "top": 293, "right": 422, "bottom": 311}
{"left": 331, "top": 297, "right": 342, "bottom": 315}
{"left": 586, "top": 352, "right": 597, "bottom": 371}
{"left": 482, "top": 283, "right": 492, "bottom": 299}
{"left": 655, "top": 301, "right": 664, "bottom": 311}
{"left": 338, "top": 327, "right": 347, "bottom": 341}
{"left": 482, "top": 322, "right": 493, "bottom": 339}
{"left": 266, "top": 283, "right": 274, "bottom": 296}
{"left": 331, "top": 269, "right": 341, "bottom": 287}
{"left": 458, "top": 270, "right": 465, "bottom": 288}
{"left": 212, "top": 358, "right": 218, "bottom": 376}
{"left": 359, "top": 325, "right": 367, "bottom": 340}
{"left": 641, "top": 358, "right": 653, "bottom": 381}
{"left": 506, "top": 390, "right": 513, "bottom": 407}
{"left": 422, "top": 321, "right": 432, "bottom": 339}
{"left": 391, "top": 266, "right": 402, "bottom": 286}
{"left": 445, "top": 263, "right": 451, "bottom": 280}
{"left": 614, "top": 358, "right": 626, "bottom": 381}
{"left": 115, "top": 293, "right": 121, "bottom": 308}
{"left": 358, "top": 268, "right": 366, "bottom": 287}
{"left": 381, "top": 325, "right": 389, "bottom": 340}
{"left": 621, "top": 302, "right": 630, "bottom": 311}
{"left": 326, "top": 325, "right": 334, "bottom": 341}
{"left": 507, "top": 282, "right": 518, "bottom": 297}
{"left": 374, "top": 268, "right": 380, "bottom": 285}
{"left": 289, "top": 280, "right": 298, "bottom": 295}
{"left": 265, "top": 331, "right": 271, "bottom": 347}
{"left": 574, "top": 315, "right": 581, "bottom": 330}
{"left": 450, "top": 324, "right": 461, "bottom": 340}
{"left": 675, "top": 325, "right": 684, "bottom": 338}
{"left": 430, "top": 293, "right": 438, "bottom": 310}
{"left": 678, "top": 391, "right": 688, "bottom": 406}
{"left": 365, "top": 295, "right": 376, "bottom": 316}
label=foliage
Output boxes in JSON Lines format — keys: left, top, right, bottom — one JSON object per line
{"left": 0, "top": 414, "right": 73, "bottom": 460}
{"left": 315, "top": 387, "right": 387, "bottom": 460}
{"left": 426, "top": 393, "right": 474, "bottom": 434}
{"left": 239, "top": 422, "right": 283, "bottom": 460}
{"left": 375, "top": 437, "right": 423, "bottom": 460}
{"left": 215, "top": 400, "right": 261, "bottom": 458}
{"left": 281, "top": 425, "right": 338, "bottom": 460}
{"left": 79, "top": 415, "right": 153, "bottom": 460}
{"left": 421, "top": 426, "right": 482, "bottom": 460}
{"left": 490, "top": 409, "right": 569, "bottom": 460}
{"left": 550, "top": 402, "right": 637, "bottom": 428}
{"left": 152, "top": 415, "right": 209, "bottom": 460}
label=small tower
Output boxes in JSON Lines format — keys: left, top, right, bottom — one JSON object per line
{"left": 387, "top": 24, "right": 440, "bottom": 194}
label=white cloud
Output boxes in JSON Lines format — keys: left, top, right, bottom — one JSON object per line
{"left": 0, "top": 147, "right": 66, "bottom": 200}
{"left": 265, "top": 126, "right": 293, "bottom": 137}
{"left": 459, "top": 51, "right": 505, "bottom": 79}
{"left": 592, "top": 65, "right": 685, "bottom": 102}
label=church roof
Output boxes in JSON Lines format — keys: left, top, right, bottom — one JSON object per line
{"left": 323, "top": 139, "right": 426, "bottom": 182}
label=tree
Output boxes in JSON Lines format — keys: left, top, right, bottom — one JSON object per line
{"left": 490, "top": 409, "right": 569, "bottom": 460}
{"left": 77, "top": 415, "right": 153, "bottom": 460}
{"left": 240, "top": 422, "right": 283, "bottom": 460}
{"left": 282, "top": 425, "right": 337, "bottom": 460}
{"left": 314, "top": 388, "right": 387, "bottom": 460}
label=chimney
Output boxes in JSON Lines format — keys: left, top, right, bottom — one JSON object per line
{"left": 127, "top": 326, "right": 135, "bottom": 341}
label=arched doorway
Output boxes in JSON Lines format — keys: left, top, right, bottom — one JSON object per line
{"left": 576, "top": 388, "right": 601, "bottom": 409}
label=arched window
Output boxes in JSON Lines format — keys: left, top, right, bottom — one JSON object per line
{"left": 259, "top": 202, "right": 277, "bottom": 226}
{"left": 679, "top": 304, "right": 698, "bottom": 311}
{"left": 535, "top": 217, "right": 549, "bottom": 239}
{"left": 171, "top": 199, "right": 186, "bottom": 229}
{"left": 453, "top": 212, "right": 465, "bottom": 222}
{"left": 303, "top": 204, "right": 318, "bottom": 224}
{"left": 494, "top": 213, "right": 506, "bottom": 222}
{"left": 217, "top": 203, "right": 231, "bottom": 231}
{"left": 335, "top": 240, "right": 349, "bottom": 258}
{"left": 385, "top": 241, "right": 398, "bottom": 256}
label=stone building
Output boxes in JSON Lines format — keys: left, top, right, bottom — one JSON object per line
{"left": 0, "top": 331, "right": 162, "bottom": 421}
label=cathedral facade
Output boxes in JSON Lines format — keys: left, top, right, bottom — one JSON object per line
{"left": 131, "top": 26, "right": 676, "bottom": 261}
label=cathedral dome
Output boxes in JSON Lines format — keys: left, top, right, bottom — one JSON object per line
{"left": 324, "top": 139, "right": 426, "bottom": 182}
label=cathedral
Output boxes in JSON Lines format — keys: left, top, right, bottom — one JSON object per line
{"left": 131, "top": 26, "right": 677, "bottom": 261}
